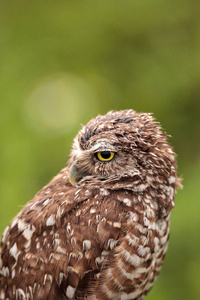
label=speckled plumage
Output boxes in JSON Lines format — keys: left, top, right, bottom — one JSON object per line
{"left": 0, "top": 110, "right": 181, "bottom": 299}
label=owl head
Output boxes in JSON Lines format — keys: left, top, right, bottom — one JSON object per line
{"left": 69, "top": 110, "right": 181, "bottom": 192}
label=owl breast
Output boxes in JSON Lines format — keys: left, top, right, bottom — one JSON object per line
{"left": 68, "top": 187, "right": 170, "bottom": 300}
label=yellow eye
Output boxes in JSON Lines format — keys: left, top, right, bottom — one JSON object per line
{"left": 96, "top": 151, "right": 115, "bottom": 162}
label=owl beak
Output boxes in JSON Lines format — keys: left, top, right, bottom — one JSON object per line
{"left": 69, "top": 162, "right": 83, "bottom": 186}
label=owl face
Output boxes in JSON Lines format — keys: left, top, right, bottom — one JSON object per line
{"left": 69, "top": 136, "right": 139, "bottom": 186}
{"left": 68, "top": 110, "right": 176, "bottom": 189}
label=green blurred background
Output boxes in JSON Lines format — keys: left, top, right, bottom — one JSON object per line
{"left": 0, "top": 0, "right": 200, "bottom": 299}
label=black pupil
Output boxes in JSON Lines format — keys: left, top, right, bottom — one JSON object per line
{"left": 101, "top": 151, "right": 111, "bottom": 159}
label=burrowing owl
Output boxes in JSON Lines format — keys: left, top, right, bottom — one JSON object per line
{"left": 0, "top": 110, "right": 181, "bottom": 299}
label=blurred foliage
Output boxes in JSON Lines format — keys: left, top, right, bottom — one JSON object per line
{"left": 0, "top": 0, "right": 200, "bottom": 299}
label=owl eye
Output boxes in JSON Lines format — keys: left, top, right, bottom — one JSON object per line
{"left": 96, "top": 151, "right": 115, "bottom": 162}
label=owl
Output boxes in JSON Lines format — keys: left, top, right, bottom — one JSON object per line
{"left": 0, "top": 110, "right": 181, "bottom": 300}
